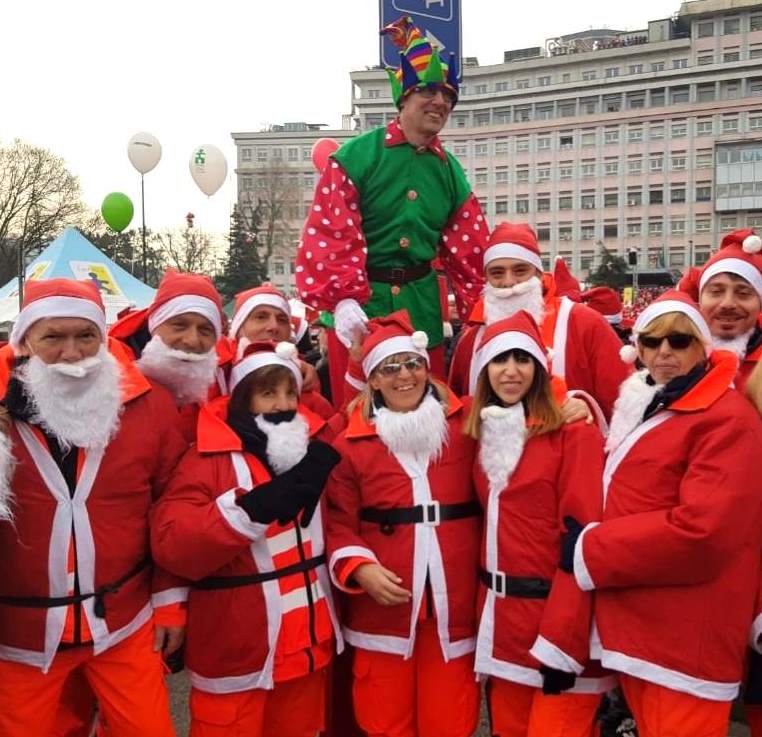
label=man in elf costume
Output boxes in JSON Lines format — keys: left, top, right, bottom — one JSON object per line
{"left": 296, "top": 15, "right": 487, "bottom": 400}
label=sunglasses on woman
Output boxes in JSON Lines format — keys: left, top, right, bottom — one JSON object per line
{"left": 637, "top": 333, "right": 695, "bottom": 350}
{"left": 376, "top": 356, "right": 427, "bottom": 377}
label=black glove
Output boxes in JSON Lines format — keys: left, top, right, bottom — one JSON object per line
{"left": 236, "top": 470, "right": 312, "bottom": 525}
{"left": 559, "top": 515, "right": 585, "bottom": 574}
{"left": 292, "top": 441, "right": 342, "bottom": 528}
{"left": 539, "top": 665, "right": 576, "bottom": 695}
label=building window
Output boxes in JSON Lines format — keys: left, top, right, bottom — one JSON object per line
{"left": 537, "top": 196, "right": 551, "bottom": 212}
{"left": 627, "top": 190, "right": 643, "bottom": 207}
{"left": 454, "top": 144, "right": 468, "bottom": 156}
{"left": 671, "top": 122, "right": 687, "bottom": 138}
{"left": 751, "top": 14, "right": 762, "bottom": 31}
{"left": 517, "top": 79, "right": 530, "bottom": 89}
{"left": 605, "top": 67, "right": 619, "bottom": 78}
{"left": 287, "top": 147, "right": 299, "bottom": 162}
{"left": 698, "top": 54, "right": 714, "bottom": 66}
{"left": 581, "top": 194, "right": 596, "bottom": 209}
{"left": 649, "top": 124, "right": 664, "bottom": 140}
{"left": 273, "top": 262, "right": 285, "bottom": 275}
{"left": 726, "top": 82, "right": 740, "bottom": 100}
{"left": 671, "top": 153, "right": 687, "bottom": 171}
{"left": 562, "top": 73, "right": 572, "bottom": 83}
{"left": 649, "top": 219, "right": 663, "bottom": 236}
{"left": 303, "top": 174, "right": 314, "bottom": 188}
{"left": 495, "top": 199, "right": 508, "bottom": 215}
{"left": 559, "top": 134, "right": 574, "bottom": 149}
{"left": 581, "top": 131, "right": 596, "bottom": 147}
{"left": 581, "top": 98, "right": 598, "bottom": 114}
{"left": 537, "top": 166, "right": 551, "bottom": 182}
{"left": 721, "top": 215, "right": 738, "bottom": 231}
{"left": 650, "top": 187, "right": 664, "bottom": 205}
{"left": 474, "top": 113, "right": 490, "bottom": 126}
{"left": 697, "top": 20, "right": 714, "bottom": 37}
{"left": 538, "top": 76, "right": 551, "bottom": 86}
{"left": 750, "top": 80, "right": 762, "bottom": 96}
{"left": 271, "top": 148, "right": 283, "bottom": 160}
{"left": 651, "top": 62, "right": 665, "bottom": 72}
{"left": 537, "top": 136, "right": 552, "bottom": 151}
{"left": 672, "top": 58, "right": 688, "bottom": 69}
{"left": 627, "top": 222, "right": 642, "bottom": 237}
{"left": 604, "top": 160, "right": 619, "bottom": 176}
{"left": 696, "top": 185, "right": 712, "bottom": 202}
{"left": 695, "top": 218, "right": 711, "bottom": 232}
{"left": 628, "top": 158, "right": 643, "bottom": 175}
{"left": 751, "top": 46, "right": 762, "bottom": 59}
{"left": 241, "top": 147, "right": 252, "bottom": 162}
{"left": 650, "top": 89, "right": 666, "bottom": 107}
{"left": 670, "top": 186, "right": 686, "bottom": 203}
{"left": 723, "top": 51, "right": 741, "bottom": 63}
{"left": 495, "top": 81, "right": 509, "bottom": 92}
{"left": 629, "top": 64, "right": 643, "bottom": 74}
{"left": 475, "top": 143, "right": 488, "bottom": 157}
{"left": 559, "top": 225, "right": 573, "bottom": 241}
{"left": 649, "top": 155, "right": 663, "bottom": 173}
{"left": 604, "top": 129, "right": 620, "bottom": 145}
{"left": 604, "top": 192, "right": 619, "bottom": 208}
{"left": 671, "top": 87, "right": 690, "bottom": 104}
{"left": 242, "top": 175, "right": 253, "bottom": 191}
{"left": 582, "top": 70, "right": 597, "bottom": 81}
{"left": 671, "top": 219, "right": 686, "bottom": 235}
{"left": 696, "top": 151, "right": 713, "bottom": 168}
{"left": 475, "top": 84, "right": 487, "bottom": 94}
{"left": 628, "top": 127, "right": 644, "bottom": 143}
{"left": 750, "top": 117, "right": 762, "bottom": 131}
{"left": 627, "top": 93, "right": 646, "bottom": 109}
{"left": 559, "top": 164, "right": 574, "bottom": 180}
{"left": 368, "top": 89, "right": 381, "bottom": 99}
{"left": 581, "top": 161, "right": 596, "bottom": 177}
{"left": 256, "top": 147, "right": 268, "bottom": 162}
{"left": 697, "top": 85, "right": 716, "bottom": 103}
{"left": 515, "top": 197, "right": 529, "bottom": 214}
{"left": 604, "top": 223, "right": 618, "bottom": 239}
{"left": 516, "top": 137, "right": 530, "bottom": 152}
{"left": 669, "top": 251, "right": 686, "bottom": 266}
{"left": 723, "top": 18, "right": 740, "bottom": 35}
{"left": 696, "top": 119, "right": 713, "bottom": 135}
{"left": 516, "top": 167, "right": 529, "bottom": 183}
{"left": 558, "top": 195, "right": 573, "bottom": 210}
{"left": 537, "top": 226, "right": 550, "bottom": 241}
{"left": 558, "top": 102, "right": 576, "bottom": 117}
{"left": 604, "top": 95, "right": 622, "bottom": 113}
{"left": 722, "top": 117, "right": 739, "bottom": 133}
{"left": 302, "top": 147, "right": 312, "bottom": 161}
{"left": 475, "top": 170, "right": 488, "bottom": 186}
{"left": 495, "top": 168, "right": 509, "bottom": 184}
{"left": 495, "top": 140, "right": 509, "bottom": 155}
{"left": 580, "top": 226, "right": 596, "bottom": 241}
{"left": 367, "top": 114, "right": 384, "bottom": 128}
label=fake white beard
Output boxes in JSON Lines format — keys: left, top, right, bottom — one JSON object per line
{"left": 711, "top": 328, "right": 754, "bottom": 359}
{"left": 373, "top": 391, "right": 449, "bottom": 463}
{"left": 19, "top": 345, "right": 123, "bottom": 451}
{"left": 478, "top": 403, "right": 527, "bottom": 495}
{"left": 605, "top": 370, "right": 662, "bottom": 454}
{"left": 483, "top": 276, "right": 544, "bottom": 325}
{"left": 255, "top": 412, "right": 310, "bottom": 475}
{"left": 136, "top": 334, "right": 218, "bottom": 406}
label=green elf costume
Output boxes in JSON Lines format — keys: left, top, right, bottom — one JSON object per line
{"left": 296, "top": 16, "right": 487, "bottom": 394}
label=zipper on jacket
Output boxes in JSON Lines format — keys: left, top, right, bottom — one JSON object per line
{"left": 294, "top": 523, "right": 318, "bottom": 646}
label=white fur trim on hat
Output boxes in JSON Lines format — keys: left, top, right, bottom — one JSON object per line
{"left": 148, "top": 295, "right": 222, "bottom": 338}
{"left": 633, "top": 299, "right": 712, "bottom": 347}
{"left": 483, "top": 242, "right": 542, "bottom": 272}
{"left": 606, "top": 312, "right": 624, "bottom": 325}
{"left": 475, "top": 331, "right": 548, "bottom": 379}
{"left": 229, "top": 293, "right": 290, "bottom": 339}
{"left": 744, "top": 234, "right": 762, "bottom": 254}
{"left": 10, "top": 296, "right": 106, "bottom": 350}
{"left": 229, "top": 351, "right": 303, "bottom": 394}
{"left": 700, "top": 258, "right": 762, "bottom": 300}
{"left": 362, "top": 335, "right": 430, "bottom": 378}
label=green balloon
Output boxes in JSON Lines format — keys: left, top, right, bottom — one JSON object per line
{"left": 101, "top": 192, "right": 134, "bottom": 232}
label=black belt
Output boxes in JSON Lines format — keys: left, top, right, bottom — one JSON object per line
{"left": 0, "top": 557, "right": 151, "bottom": 619}
{"left": 479, "top": 568, "right": 551, "bottom": 599}
{"left": 193, "top": 554, "right": 326, "bottom": 591}
{"left": 366, "top": 263, "right": 432, "bottom": 286}
{"left": 360, "top": 500, "right": 481, "bottom": 535}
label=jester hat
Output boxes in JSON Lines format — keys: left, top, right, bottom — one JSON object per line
{"left": 380, "top": 15, "right": 459, "bottom": 108}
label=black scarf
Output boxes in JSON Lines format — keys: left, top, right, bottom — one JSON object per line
{"left": 226, "top": 408, "right": 298, "bottom": 475}
{"left": 643, "top": 361, "right": 707, "bottom": 421}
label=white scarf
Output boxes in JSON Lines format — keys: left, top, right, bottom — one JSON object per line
{"left": 483, "top": 276, "right": 544, "bottom": 325}
{"left": 255, "top": 413, "right": 310, "bottom": 475}
{"left": 19, "top": 345, "right": 123, "bottom": 451}
{"left": 605, "top": 370, "right": 663, "bottom": 454}
{"left": 374, "top": 391, "right": 449, "bottom": 464}
{"left": 137, "top": 334, "right": 218, "bottom": 406}
{"left": 478, "top": 403, "right": 527, "bottom": 495}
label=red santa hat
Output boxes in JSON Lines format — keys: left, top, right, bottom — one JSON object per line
{"left": 677, "top": 266, "right": 701, "bottom": 302}
{"left": 483, "top": 222, "right": 543, "bottom": 272}
{"left": 288, "top": 299, "right": 318, "bottom": 344}
{"left": 619, "top": 289, "right": 712, "bottom": 363}
{"left": 147, "top": 270, "right": 223, "bottom": 338}
{"left": 10, "top": 278, "right": 106, "bottom": 350}
{"left": 474, "top": 310, "right": 548, "bottom": 378}
{"left": 581, "top": 287, "right": 623, "bottom": 325}
{"left": 553, "top": 257, "right": 581, "bottom": 301}
{"left": 361, "top": 310, "right": 429, "bottom": 379}
{"left": 229, "top": 340, "right": 303, "bottom": 394}
{"left": 699, "top": 229, "right": 762, "bottom": 299}
{"left": 229, "top": 285, "right": 291, "bottom": 340}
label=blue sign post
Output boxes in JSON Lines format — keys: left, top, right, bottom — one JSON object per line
{"left": 379, "top": 0, "right": 462, "bottom": 80}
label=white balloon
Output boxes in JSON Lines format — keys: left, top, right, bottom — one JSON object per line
{"left": 127, "top": 132, "right": 162, "bottom": 174}
{"left": 189, "top": 144, "right": 228, "bottom": 197}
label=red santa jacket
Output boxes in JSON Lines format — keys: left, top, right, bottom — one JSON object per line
{"left": 448, "top": 277, "right": 630, "bottom": 422}
{"left": 0, "top": 352, "right": 187, "bottom": 672}
{"left": 150, "top": 397, "right": 342, "bottom": 693}
{"left": 325, "top": 392, "right": 480, "bottom": 660}
{"left": 575, "top": 351, "right": 762, "bottom": 701}
{"left": 473, "top": 419, "right": 613, "bottom": 693}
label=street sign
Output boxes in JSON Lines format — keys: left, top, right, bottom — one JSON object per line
{"left": 379, "top": 0, "right": 462, "bottom": 81}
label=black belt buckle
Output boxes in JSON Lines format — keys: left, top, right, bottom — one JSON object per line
{"left": 389, "top": 267, "right": 406, "bottom": 285}
{"left": 492, "top": 571, "right": 506, "bottom": 597}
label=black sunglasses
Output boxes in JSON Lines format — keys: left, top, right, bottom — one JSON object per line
{"left": 637, "top": 333, "right": 695, "bottom": 350}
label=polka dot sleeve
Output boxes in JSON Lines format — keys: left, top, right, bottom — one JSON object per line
{"left": 438, "top": 193, "right": 488, "bottom": 320}
{"left": 295, "top": 160, "right": 370, "bottom": 312}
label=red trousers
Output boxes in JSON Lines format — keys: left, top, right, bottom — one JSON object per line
{"left": 189, "top": 667, "right": 326, "bottom": 737}
{"left": 0, "top": 621, "right": 174, "bottom": 737}
{"left": 619, "top": 675, "right": 731, "bottom": 737}
{"left": 351, "top": 618, "right": 480, "bottom": 737}
{"left": 488, "top": 677, "right": 601, "bottom": 737}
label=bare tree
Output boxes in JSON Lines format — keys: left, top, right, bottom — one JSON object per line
{"left": 0, "top": 140, "right": 85, "bottom": 282}
{"left": 153, "top": 227, "right": 215, "bottom": 275}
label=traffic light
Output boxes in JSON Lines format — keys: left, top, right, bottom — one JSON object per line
{"left": 627, "top": 248, "right": 638, "bottom": 266}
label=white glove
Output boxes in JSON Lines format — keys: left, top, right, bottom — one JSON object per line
{"left": 334, "top": 299, "right": 369, "bottom": 349}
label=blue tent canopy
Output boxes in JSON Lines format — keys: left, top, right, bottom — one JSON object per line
{"left": 0, "top": 227, "right": 155, "bottom": 324}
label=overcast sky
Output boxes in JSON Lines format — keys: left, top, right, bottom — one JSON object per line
{"left": 2, "top": 0, "right": 678, "bottom": 236}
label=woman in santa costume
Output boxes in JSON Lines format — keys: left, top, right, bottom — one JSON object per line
{"left": 566, "top": 290, "right": 762, "bottom": 737}
{"left": 466, "top": 310, "right": 611, "bottom": 737}
{"left": 325, "top": 310, "right": 481, "bottom": 737}
{"left": 151, "top": 340, "right": 342, "bottom": 737}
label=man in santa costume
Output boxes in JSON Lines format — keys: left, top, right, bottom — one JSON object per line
{"left": 566, "top": 290, "right": 762, "bottom": 737}
{"left": 448, "top": 222, "right": 629, "bottom": 422}
{"left": 109, "top": 269, "right": 230, "bottom": 441}
{"left": 295, "top": 15, "right": 487, "bottom": 400}
{"left": 0, "top": 278, "right": 187, "bottom": 737}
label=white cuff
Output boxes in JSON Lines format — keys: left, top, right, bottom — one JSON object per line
{"left": 344, "top": 371, "right": 366, "bottom": 391}
{"left": 329, "top": 545, "right": 378, "bottom": 592}
{"left": 529, "top": 635, "right": 585, "bottom": 675}
{"left": 151, "top": 587, "right": 189, "bottom": 608}
{"left": 215, "top": 488, "right": 269, "bottom": 541}
{"left": 574, "top": 522, "right": 599, "bottom": 592}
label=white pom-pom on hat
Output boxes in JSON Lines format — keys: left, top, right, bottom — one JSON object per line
{"left": 275, "top": 341, "right": 298, "bottom": 361}
{"left": 411, "top": 330, "right": 428, "bottom": 349}
{"left": 743, "top": 234, "right": 762, "bottom": 254}
{"left": 619, "top": 343, "right": 638, "bottom": 364}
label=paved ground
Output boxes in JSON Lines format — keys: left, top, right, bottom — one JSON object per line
{"left": 168, "top": 672, "right": 750, "bottom": 736}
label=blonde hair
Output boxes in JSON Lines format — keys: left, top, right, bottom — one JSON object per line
{"left": 347, "top": 352, "right": 448, "bottom": 421}
{"left": 464, "top": 351, "right": 564, "bottom": 440}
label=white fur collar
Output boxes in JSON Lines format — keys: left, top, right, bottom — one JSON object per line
{"left": 0, "top": 429, "right": 15, "bottom": 520}
{"left": 374, "top": 391, "right": 449, "bottom": 464}
{"left": 711, "top": 328, "right": 754, "bottom": 360}
{"left": 606, "top": 370, "right": 662, "bottom": 453}
{"left": 478, "top": 403, "right": 527, "bottom": 495}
